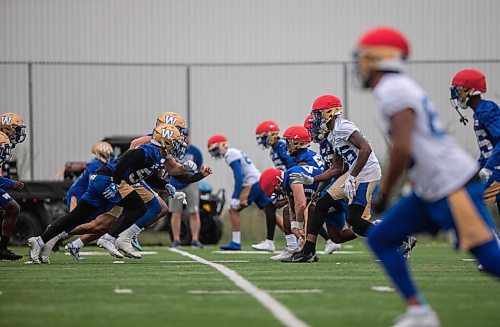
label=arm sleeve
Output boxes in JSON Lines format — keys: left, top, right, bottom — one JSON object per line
{"left": 113, "top": 149, "right": 146, "bottom": 182}
{"left": 0, "top": 176, "right": 14, "bottom": 189}
{"left": 481, "top": 107, "right": 500, "bottom": 171}
{"left": 229, "top": 160, "right": 244, "bottom": 199}
{"left": 173, "top": 172, "right": 206, "bottom": 184}
{"left": 144, "top": 174, "right": 169, "bottom": 190}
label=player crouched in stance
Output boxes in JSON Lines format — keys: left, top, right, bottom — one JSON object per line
{"left": 27, "top": 124, "right": 188, "bottom": 263}
{"left": 0, "top": 114, "right": 25, "bottom": 260}
{"left": 207, "top": 135, "right": 282, "bottom": 251}
{"left": 290, "top": 95, "right": 383, "bottom": 262}
{"left": 356, "top": 26, "right": 500, "bottom": 327}
{"left": 450, "top": 69, "right": 500, "bottom": 213}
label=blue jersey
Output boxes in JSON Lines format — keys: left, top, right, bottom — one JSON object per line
{"left": 294, "top": 148, "right": 324, "bottom": 170}
{"left": 319, "top": 138, "right": 335, "bottom": 169}
{"left": 0, "top": 176, "right": 14, "bottom": 190}
{"left": 67, "top": 158, "right": 103, "bottom": 198}
{"left": 282, "top": 165, "right": 322, "bottom": 200}
{"left": 270, "top": 139, "right": 296, "bottom": 171}
{"left": 474, "top": 100, "right": 500, "bottom": 183}
{"left": 107, "top": 143, "right": 164, "bottom": 184}
{"left": 170, "top": 145, "right": 203, "bottom": 190}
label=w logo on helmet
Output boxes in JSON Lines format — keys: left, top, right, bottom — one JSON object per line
{"left": 1, "top": 116, "right": 12, "bottom": 125}
{"left": 161, "top": 128, "right": 174, "bottom": 139}
{"left": 164, "top": 116, "right": 178, "bottom": 125}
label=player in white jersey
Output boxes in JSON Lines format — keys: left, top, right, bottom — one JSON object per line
{"left": 207, "top": 135, "right": 283, "bottom": 251}
{"left": 355, "top": 26, "right": 500, "bottom": 327}
{"left": 290, "top": 94, "right": 384, "bottom": 262}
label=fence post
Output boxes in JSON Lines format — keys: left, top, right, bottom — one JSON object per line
{"left": 27, "top": 63, "right": 34, "bottom": 181}
{"left": 342, "top": 62, "right": 349, "bottom": 120}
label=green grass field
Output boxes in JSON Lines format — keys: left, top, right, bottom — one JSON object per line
{"left": 1, "top": 238, "right": 499, "bottom": 327}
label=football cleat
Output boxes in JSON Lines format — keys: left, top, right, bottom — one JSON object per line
{"left": 282, "top": 250, "right": 319, "bottom": 263}
{"left": 270, "top": 247, "right": 299, "bottom": 261}
{"left": 115, "top": 236, "right": 142, "bottom": 259}
{"left": 392, "top": 307, "right": 440, "bottom": 327}
{"left": 324, "top": 240, "right": 341, "bottom": 254}
{"left": 251, "top": 240, "right": 275, "bottom": 252}
{"left": 400, "top": 236, "right": 418, "bottom": 260}
{"left": 97, "top": 236, "right": 124, "bottom": 259}
{"left": 0, "top": 248, "right": 23, "bottom": 261}
{"left": 27, "top": 237, "right": 43, "bottom": 264}
{"left": 190, "top": 240, "right": 204, "bottom": 249}
{"left": 131, "top": 234, "right": 143, "bottom": 251}
{"left": 40, "top": 233, "right": 65, "bottom": 264}
{"left": 65, "top": 243, "right": 84, "bottom": 262}
{"left": 170, "top": 240, "right": 181, "bottom": 248}
{"left": 219, "top": 241, "right": 241, "bottom": 251}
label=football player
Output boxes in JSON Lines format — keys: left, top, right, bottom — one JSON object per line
{"left": 290, "top": 95, "right": 382, "bottom": 262}
{"left": 27, "top": 124, "right": 191, "bottom": 263}
{"left": 0, "top": 113, "right": 26, "bottom": 261}
{"left": 450, "top": 68, "right": 499, "bottom": 212}
{"left": 207, "top": 134, "right": 282, "bottom": 251}
{"left": 356, "top": 26, "right": 500, "bottom": 326}
{"left": 0, "top": 122, "right": 24, "bottom": 261}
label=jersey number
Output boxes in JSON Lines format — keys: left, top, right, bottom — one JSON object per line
{"left": 337, "top": 145, "right": 357, "bottom": 166}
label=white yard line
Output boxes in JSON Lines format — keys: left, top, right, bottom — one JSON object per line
{"left": 211, "top": 250, "right": 363, "bottom": 255}
{"left": 65, "top": 251, "right": 157, "bottom": 256}
{"left": 189, "top": 289, "right": 322, "bottom": 295}
{"left": 160, "top": 260, "right": 250, "bottom": 264}
{"left": 169, "top": 247, "right": 310, "bottom": 327}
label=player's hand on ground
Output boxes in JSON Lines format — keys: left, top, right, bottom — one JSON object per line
{"left": 200, "top": 166, "right": 213, "bottom": 176}
{"left": 289, "top": 172, "right": 314, "bottom": 185}
{"left": 182, "top": 160, "right": 197, "bottom": 172}
{"left": 342, "top": 174, "right": 356, "bottom": 202}
{"left": 12, "top": 181, "right": 24, "bottom": 191}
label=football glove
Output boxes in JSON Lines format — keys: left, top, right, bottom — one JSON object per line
{"left": 182, "top": 160, "right": 197, "bottom": 172}
{"left": 103, "top": 183, "right": 119, "bottom": 200}
{"left": 173, "top": 191, "right": 187, "bottom": 205}
{"left": 165, "top": 184, "right": 177, "bottom": 198}
{"left": 289, "top": 172, "right": 314, "bottom": 185}
{"left": 479, "top": 168, "right": 492, "bottom": 183}
{"left": 342, "top": 173, "right": 356, "bottom": 202}
{"left": 229, "top": 198, "right": 240, "bottom": 210}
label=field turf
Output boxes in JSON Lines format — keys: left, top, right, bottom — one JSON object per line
{"left": 1, "top": 239, "right": 499, "bottom": 327}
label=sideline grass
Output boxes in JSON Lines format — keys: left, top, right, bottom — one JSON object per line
{"left": 0, "top": 239, "right": 499, "bottom": 327}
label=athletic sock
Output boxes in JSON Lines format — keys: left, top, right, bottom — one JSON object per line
{"left": 72, "top": 238, "right": 85, "bottom": 249}
{"left": 120, "top": 224, "right": 141, "bottom": 239}
{"left": 102, "top": 233, "right": 116, "bottom": 242}
{"left": 285, "top": 234, "right": 297, "bottom": 249}
{"left": 302, "top": 240, "right": 316, "bottom": 255}
{"left": 0, "top": 235, "right": 9, "bottom": 249}
{"left": 232, "top": 231, "right": 241, "bottom": 244}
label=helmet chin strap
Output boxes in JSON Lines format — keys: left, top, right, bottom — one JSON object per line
{"left": 452, "top": 103, "right": 469, "bottom": 126}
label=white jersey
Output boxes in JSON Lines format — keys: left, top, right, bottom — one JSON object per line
{"left": 327, "top": 118, "right": 382, "bottom": 183}
{"left": 224, "top": 148, "right": 261, "bottom": 186}
{"left": 374, "top": 73, "right": 478, "bottom": 202}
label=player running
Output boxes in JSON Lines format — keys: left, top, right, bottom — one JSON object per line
{"left": 450, "top": 68, "right": 499, "bottom": 212}
{"left": 355, "top": 26, "right": 500, "bottom": 327}
{"left": 0, "top": 113, "right": 26, "bottom": 261}
{"left": 207, "top": 134, "right": 282, "bottom": 251}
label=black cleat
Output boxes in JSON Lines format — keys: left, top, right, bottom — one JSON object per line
{"left": 0, "top": 248, "right": 23, "bottom": 261}
{"left": 399, "top": 236, "right": 418, "bottom": 260}
{"left": 282, "top": 250, "right": 319, "bottom": 263}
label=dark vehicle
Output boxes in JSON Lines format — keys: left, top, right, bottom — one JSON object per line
{"left": 3, "top": 136, "right": 224, "bottom": 245}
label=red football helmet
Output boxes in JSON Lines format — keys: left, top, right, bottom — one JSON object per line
{"left": 310, "top": 95, "right": 343, "bottom": 139}
{"left": 255, "top": 120, "right": 280, "bottom": 149}
{"left": 304, "top": 114, "right": 320, "bottom": 143}
{"left": 283, "top": 126, "right": 311, "bottom": 154}
{"left": 259, "top": 168, "right": 284, "bottom": 197}
{"left": 450, "top": 68, "right": 486, "bottom": 110}
{"left": 207, "top": 134, "right": 228, "bottom": 159}
{"left": 355, "top": 26, "right": 410, "bottom": 88}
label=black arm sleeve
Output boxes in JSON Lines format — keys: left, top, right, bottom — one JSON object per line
{"left": 174, "top": 172, "right": 206, "bottom": 184}
{"left": 113, "top": 149, "right": 146, "bottom": 183}
{"left": 144, "top": 173, "right": 169, "bottom": 190}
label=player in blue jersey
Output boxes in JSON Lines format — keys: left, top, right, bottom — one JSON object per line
{"left": 356, "top": 27, "right": 500, "bottom": 326}
{"left": 450, "top": 68, "right": 500, "bottom": 213}
{"left": 66, "top": 142, "right": 114, "bottom": 212}
{"left": 254, "top": 120, "right": 295, "bottom": 252}
{"left": 28, "top": 124, "right": 192, "bottom": 263}
{"left": 207, "top": 134, "right": 282, "bottom": 251}
{"left": 0, "top": 123, "right": 25, "bottom": 261}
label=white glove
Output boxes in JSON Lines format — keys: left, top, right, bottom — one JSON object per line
{"left": 289, "top": 172, "right": 314, "bottom": 185}
{"left": 173, "top": 192, "right": 187, "bottom": 205}
{"left": 479, "top": 168, "right": 492, "bottom": 183}
{"left": 103, "top": 183, "right": 119, "bottom": 200}
{"left": 342, "top": 173, "right": 356, "bottom": 202}
{"left": 182, "top": 160, "right": 197, "bottom": 172}
{"left": 165, "top": 184, "right": 177, "bottom": 198}
{"left": 229, "top": 198, "right": 240, "bottom": 210}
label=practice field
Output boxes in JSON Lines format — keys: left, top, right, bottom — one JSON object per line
{"left": 1, "top": 239, "right": 499, "bottom": 327}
